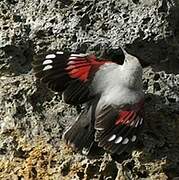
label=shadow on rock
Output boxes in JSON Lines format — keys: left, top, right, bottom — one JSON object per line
{"left": 126, "top": 37, "right": 179, "bottom": 74}
{"left": 140, "top": 93, "right": 179, "bottom": 179}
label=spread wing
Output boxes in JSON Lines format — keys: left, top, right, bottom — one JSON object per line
{"left": 95, "top": 101, "right": 144, "bottom": 155}
{"left": 32, "top": 51, "right": 109, "bottom": 105}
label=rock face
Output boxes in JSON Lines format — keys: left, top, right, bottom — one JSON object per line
{"left": 0, "top": 0, "right": 179, "bottom": 179}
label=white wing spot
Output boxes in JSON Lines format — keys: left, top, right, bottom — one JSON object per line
{"left": 70, "top": 53, "right": 86, "bottom": 57}
{"left": 131, "top": 135, "right": 137, "bottom": 142}
{"left": 43, "top": 65, "right": 53, "bottom": 71}
{"left": 108, "top": 134, "right": 116, "bottom": 142}
{"left": 114, "top": 136, "right": 123, "bottom": 144}
{"left": 69, "top": 56, "right": 78, "bottom": 60}
{"left": 43, "top": 59, "right": 53, "bottom": 65}
{"left": 122, "top": 138, "right": 129, "bottom": 144}
{"left": 140, "top": 118, "right": 143, "bottom": 125}
{"left": 45, "top": 54, "right": 56, "bottom": 59}
{"left": 96, "top": 127, "right": 104, "bottom": 130}
{"left": 56, "top": 51, "right": 64, "bottom": 54}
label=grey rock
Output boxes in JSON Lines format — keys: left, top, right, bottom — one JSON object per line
{"left": 0, "top": 0, "right": 179, "bottom": 179}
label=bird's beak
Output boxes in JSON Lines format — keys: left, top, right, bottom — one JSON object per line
{"left": 121, "top": 47, "right": 150, "bottom": 67}
{"left": 120, "top": 47, "right": 128, "bottom": 63}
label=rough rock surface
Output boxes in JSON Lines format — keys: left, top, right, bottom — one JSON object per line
{"left": 0, "top": 0, "right": 179, "bottom": 179}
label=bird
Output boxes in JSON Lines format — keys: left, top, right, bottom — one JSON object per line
{"left": 32, "top": 47, "right": 144, "bottom": 156}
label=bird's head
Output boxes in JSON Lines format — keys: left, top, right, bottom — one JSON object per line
{"left": 91, "top": 45, "right": 125, "bottom": 65}
{"left": 103, "top": 46, "right": 125, "bottom": 65}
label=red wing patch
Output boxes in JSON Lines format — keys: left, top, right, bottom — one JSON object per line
{"left": 115, "top": 99, "right": 144, "bottom": 126}
{"left": 66, "top": 55, "right": 108, "bottom": 82}
{"left": 115, "top": 111, "right": 137, "bottom": 126}
{"left": 66, "top": 62, "right": 91, "bottom": 81}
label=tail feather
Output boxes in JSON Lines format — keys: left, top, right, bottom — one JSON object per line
{"left": 62, "top": 105, "right": 95, "bottom": 155}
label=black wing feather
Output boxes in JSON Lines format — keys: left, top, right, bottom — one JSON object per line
{"left": 32, "top": 51, "right": 93, "bottom": 105}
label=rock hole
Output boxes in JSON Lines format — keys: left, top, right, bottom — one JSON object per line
{"left": 142, "top": 17, "right": 151, "bottom": 24}
{"left": 143, "top": 80, "right": 148, "bottom": 90}
{"left": 153, "top": 73, "right": 160, "bottom": 81}
{"left": 77, "top": 171, "right": 84, "bottom": 179}
{"left": 167, "top": 97, "right": 176, "bottom": 103}
{"left": 153, "top": 82, "right": 161, "bottom": 91}
{"left": 132, "top": 0, "right": 139, "bottom": 4}
{"left": 31, "top": 167, "right": 37, "bottom": 178}
{"left": 2, "top": 9, "right": 7, "bottom": 14}
{"left": 137, "top": 170, "right": 148, "bottom": 178}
